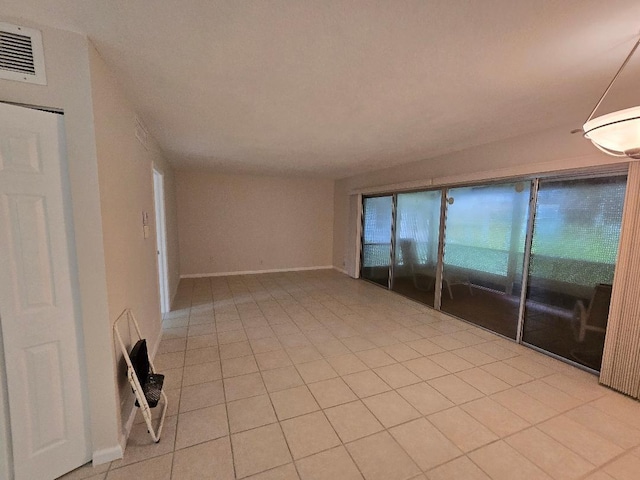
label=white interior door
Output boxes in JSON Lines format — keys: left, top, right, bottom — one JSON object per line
{"left": 0, "top": 102, "right": 89, "bottom": 479}
{"left": 153, "top": 168, "right": 169, "bottom": 314}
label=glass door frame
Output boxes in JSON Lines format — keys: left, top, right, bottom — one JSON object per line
{"left": 439, "top": 180, "right": 535, "bottom": 339}
{"left": 515, "top": 178, "right": 539, "bottom": 343}
{"left": 389, "top": 194, "right": 398, "bottom": 290}
{"left": 518, "top": 171, "right": 628, "bottom": 372}
{"left": 433, "top": 189, "right": 448, "bottom": 310}
{"left": 388, "top": 189, "right": 447, "bottom": 307}
{"left": 360, "top": 194, "right": 395, "bottom": 289}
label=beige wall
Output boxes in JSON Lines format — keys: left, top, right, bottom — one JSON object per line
{"left": 333, "top": 122, "right": 628, "bottom": 276}
{"left": 88, "top": 45, "right": 179, "bottom": 434}
{"left": 0, "top": 17, "right": 119, "bottom": 464}
{"left": 176, "top": 170, "right": 334, "bottom": 276}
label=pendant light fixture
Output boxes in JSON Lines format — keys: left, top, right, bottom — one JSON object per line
{"left": 583, "top": 36, "right": 640, "bottom": 159}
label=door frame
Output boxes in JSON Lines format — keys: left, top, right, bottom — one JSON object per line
{"left": 0, "top": 321, "right": 13, "bottom": 480}
{"left": 354, "top": 194, "right": 362, "bottom": 278}
{"left": 152, "top": 167, "right": 170, "bottom": 314}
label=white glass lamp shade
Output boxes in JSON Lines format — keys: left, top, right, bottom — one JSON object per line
{"left": 583, "top": 106, "right": 640, "bottom": 159}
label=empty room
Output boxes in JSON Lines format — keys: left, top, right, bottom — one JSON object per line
{"left": 3, "top": 1, "right": 640, "bottom": 480}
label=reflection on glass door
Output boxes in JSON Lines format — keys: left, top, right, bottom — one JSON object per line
{"left": 522, "top": 176, "right": 626, "bottom": 371}
{"left": 361, "top": 196, "right": 393, "bottom": 287}
{"left": 441, "top": 182, "right": 531, "bottom": 338}
{"left": 391, "top": 191, "right": 442, "bottom": 306}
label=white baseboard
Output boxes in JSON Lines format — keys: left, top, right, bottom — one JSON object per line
{"left": 118, "top": 400, "right": 138, "bottom": 454}
{"left": 333, "top": 265, "right": 359, "bottom": 278}
{"left": 180, "top": 265, "right": 334, "bottom": 278}
{"left": 93, "top": 444, "right": 123, "bottom": 466}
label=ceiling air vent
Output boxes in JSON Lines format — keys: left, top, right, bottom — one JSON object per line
{"left": 0, "top": 22, "right": 47, "bottom": 85}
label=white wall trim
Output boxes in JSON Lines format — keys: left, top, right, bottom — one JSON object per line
{"left": 354, "top": 193, "right": 362, "bottom": 279}
{"left": 0, "top": 324, "right": 13, "bottom": 480}
{"left": 332, "top": 266, "right": 348, "bottom": 275}
{"left": 350, "top": 155, "right": 628, "bottom": 196}
{"left": 353, "top": 178, "right": 434, "bottom": 195}
{"left": 92, "top": 444, "right": 123, "bottom": 466}
{"left": 181, "top": 265, "right": 334, "bottom": 278}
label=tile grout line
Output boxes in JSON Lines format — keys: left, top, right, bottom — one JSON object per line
{"left": 167, "top": 277, "right": 195, "bottom": 479}
{"left": 209, "top": 276, "right": 239, "bottom": 480}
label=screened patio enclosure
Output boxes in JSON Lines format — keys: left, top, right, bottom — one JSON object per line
{"left": 360, "top": 171, "right": 627, "bottom": 371}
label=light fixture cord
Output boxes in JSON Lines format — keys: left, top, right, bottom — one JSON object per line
{"left": 585, "top": 37, "right": 640, "bottom": 124}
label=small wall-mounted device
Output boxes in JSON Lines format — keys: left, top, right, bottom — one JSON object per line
{"left": 142, "top": 211, "right": 150, "bottom": 239}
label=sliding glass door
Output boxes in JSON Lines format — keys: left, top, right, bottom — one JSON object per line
{"left": 359, "top": 171, "right": 627, "bottom": 371}
{"left": 440, "top": 182, "right": 531, "bottom": 338}
{"left": 391, "top": 190, "right": 442, "bottom": 306}
{"left": 361, "top": 196, "right": 394, "bottom": 287}
{"left": 522, "top": 176, "right": 626, "bottom": 370}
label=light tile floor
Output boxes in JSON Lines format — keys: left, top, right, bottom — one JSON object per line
{"left": 60, "top": 270, "right": 640, "bottom": 480}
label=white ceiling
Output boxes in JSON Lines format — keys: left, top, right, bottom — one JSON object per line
{"left": 3, "top": 1, "right": 640, "bottom": 178}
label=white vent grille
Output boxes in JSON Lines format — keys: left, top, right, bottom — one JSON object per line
{"left": 0, "top": 22, "right": 46, "bottom": 85}
{"left": 1, "top": 31, "right": 35, "bottom": 74}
